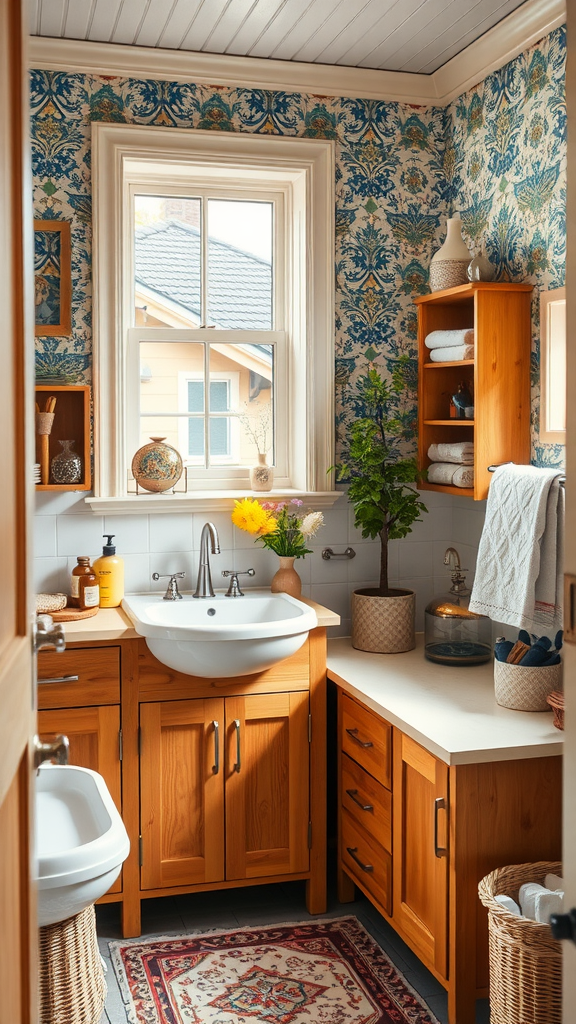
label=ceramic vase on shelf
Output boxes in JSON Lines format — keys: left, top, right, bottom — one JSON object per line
{"left": 270, "top": 557, "right": 302, "bottom": 598}
{"left": 250, "top": 452, "right": 274, "bottom": 491}
{"left": 131, "top": 437, "right": 183, "bottom": 493}
{"left": 467, "top": 252, "right": 496, "bottom": 282}
{"left": 429, "top": 213, "right": 472, "bottom": 292}
{"left": 50, "top": 439, "right": 82, "bottom": 484}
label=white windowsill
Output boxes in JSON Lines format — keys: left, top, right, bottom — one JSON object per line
{"left": 84, "top": 489, "right": 343, "bottom": 515}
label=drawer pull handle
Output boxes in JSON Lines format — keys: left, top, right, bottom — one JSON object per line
{"left": 434, "top": 796, "right": 447, "bottom": 858}
{"left": 233, "top": 719, "right": 241, "bottom": 773}
{"left": 346, "top": 788, "right": 373, "bottom": 812}
{"left": 346, "top": 846, "right": 374, "bottom": 873}
{"left": 212, "top": 720, "right": 219, "bottom": 774}
{"left": 38, "top": 675, "right": 79, "bottom": 685}
{"left": 346, "top": 727, "right": 373, "bottom": 749}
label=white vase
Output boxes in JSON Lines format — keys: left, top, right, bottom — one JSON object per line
{"left": 249, "top": 452, "right": 274, "bottom": 491}
{"left": 430, "top": 213, "right": 472, "bottom": 292}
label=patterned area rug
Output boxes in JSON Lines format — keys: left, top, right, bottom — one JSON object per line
{"left": 109, "top": 916, "right": 440, "bottom": 1023}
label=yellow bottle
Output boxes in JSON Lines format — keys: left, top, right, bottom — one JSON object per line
{"left": 93, "top": 534, "right": 124, "bottom": 608}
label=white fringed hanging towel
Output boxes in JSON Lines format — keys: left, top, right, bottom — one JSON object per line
{"left": 469, "top": 464, "right": 564, "bottom": 633}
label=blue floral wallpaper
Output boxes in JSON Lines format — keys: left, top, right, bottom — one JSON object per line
{"left": 31, "top": 23, "right": 566, "bottom": 468}
{"left": 446, "top": 25, "right": 566, "bottom": 467}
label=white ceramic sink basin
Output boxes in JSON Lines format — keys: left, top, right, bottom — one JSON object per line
{"left": 36, "top": 764, "right": 130, "bottom": 927}
{"left": 122, "top": 591, "right": 318, "bottom": 678}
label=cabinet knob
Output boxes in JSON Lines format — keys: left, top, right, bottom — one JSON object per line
{"left": 550, "top": 910, "right": 576, "bottom": 943}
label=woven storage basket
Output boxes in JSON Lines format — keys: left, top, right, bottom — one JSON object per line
{"left": 39, "top": 904, "right": 106, "bottom": 1024}
{"left": 478, "top": 861, "right": 562, "bottom": 1024}
{"left": 494, "top": 659, "right": 562, "bottom": 711}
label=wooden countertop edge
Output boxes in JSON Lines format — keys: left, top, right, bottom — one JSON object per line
{"left": 60, "top": 596, "right": 340, "bottom": 643}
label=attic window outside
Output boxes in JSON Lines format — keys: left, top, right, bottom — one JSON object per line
{"left": 91, "top": 125, "right": 336, "bottom": 511}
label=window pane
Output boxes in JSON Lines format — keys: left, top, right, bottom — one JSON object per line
{"left": 134, "top": 195, "right": 202, "bottom": 328}
{"left": 210, "top": 342, "right": 274, "bottom": 466}
{"left": 207, "top": 200, "right": 273, "bottom": 329}
{"left": 139, "top": 340, "right": 205, "bottom": 456}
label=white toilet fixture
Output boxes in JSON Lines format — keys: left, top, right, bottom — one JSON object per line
{"left": 36, "top": 764, "right": 129, "bottom": 927}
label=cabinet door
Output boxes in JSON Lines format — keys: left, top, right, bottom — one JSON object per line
{"left": 225, "top": 691, "right": 309, "bottom": 880}
{"left": 393, "top": 730, "right": 449, "bottom": 979}
{"left": 140, "top": 698, "right": 224, "bottom": 890}
{"left": 37, "top": 705, "right": 122, "bottom": 894}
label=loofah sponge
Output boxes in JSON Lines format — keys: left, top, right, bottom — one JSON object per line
{"left": 36, "top": 593, "right": 67, "bottom": 613}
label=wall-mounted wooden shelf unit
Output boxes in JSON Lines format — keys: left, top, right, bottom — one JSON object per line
{"left": 415, "top": 282, "right": 533, "bottom": 500}
{"left": 35, "top": 384, "right": 91, "bottom": 491}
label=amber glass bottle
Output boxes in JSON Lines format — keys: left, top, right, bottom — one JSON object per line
{"left": 71, "top": 556, "right": 100, "bottom": 610}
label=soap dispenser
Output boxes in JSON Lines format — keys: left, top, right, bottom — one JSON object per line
{"left": 93, "top": 535, "right": 124, "bottom": 608}
{"left": 424, "top": 547, "right": 491, "bottom": 665}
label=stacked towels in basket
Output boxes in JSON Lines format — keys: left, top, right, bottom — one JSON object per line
{"left": 425, "top": 328, "right": 474, "bottom": 362}
{"left": 494, "top": 871, "right": 564, "bottom": 924}
{"left": 427, "top": 441, "right": 474, "bottom": 488}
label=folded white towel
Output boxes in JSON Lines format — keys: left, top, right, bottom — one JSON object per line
{"left": 428, "top": 463, "right": 474, "bottom": 488}
{"left": 429, "top": 344, "right": 475, "bottom": 362}
{"left": 545, "top": 873, "right": 564, "bottom": 892}
{"left": 519, "top": 882, "right": 549, "bottom": 919}
{"left": 494, "top": 894, "right": 521, "bottom": 915}
{"left": 425, "top": 329, "right": 475, "bottom": 349}
{"left": 428, "top": 442, "right": 474, "bottom": 465}
{"left": 535, "top": 890, "right": 564, "bottom": 924}
{"left": 468, "top": 465, "right": 565, "bottom": 633}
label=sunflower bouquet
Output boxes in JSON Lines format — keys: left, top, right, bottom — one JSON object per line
{"left": 231, "top": 498, "right": 324, "bottom": 558}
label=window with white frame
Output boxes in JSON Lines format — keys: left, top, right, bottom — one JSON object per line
{"left": 92, "top": 125, "right": 335, "bottom": 508}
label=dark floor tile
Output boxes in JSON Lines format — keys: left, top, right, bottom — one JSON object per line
{"left": 424, "top": 991, "right": 449, "bottom": 1023}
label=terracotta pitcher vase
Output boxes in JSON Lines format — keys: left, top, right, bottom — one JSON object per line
{"left": 270, "top": 556, "right": 302, "bottom": 598}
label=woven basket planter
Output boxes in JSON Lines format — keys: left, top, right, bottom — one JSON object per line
{"left": 478, "top": 861, "right": 562, "bottom": 1024}
{"left": 351, "top": 588, "right": 415, "bottom": 654}
{"left": 39, "top": 904, "right": 106, "bottom": 1024}
{"left": 494, "top": 659, "right": 562, "bottom": 711}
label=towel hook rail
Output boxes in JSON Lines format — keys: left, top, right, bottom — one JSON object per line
{"left": 487, "top": 462, "right": 565, "bottom": 487}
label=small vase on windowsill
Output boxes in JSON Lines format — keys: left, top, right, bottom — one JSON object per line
{"left": 270, "top": 557, "right": 302, "bottom": 598}
{"left": 250, "top": 453, "right": 274, "bottom": 492}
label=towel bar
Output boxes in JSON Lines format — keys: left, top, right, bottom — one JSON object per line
{"left": 488, "top": 463, "right": 565, "bottom": 487}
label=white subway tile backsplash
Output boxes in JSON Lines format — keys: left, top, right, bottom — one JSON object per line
{"left": 56, "top": 513, "right": 105, "bottom": 557}
{"left": 149, "top": 550, "right": 195, "bottom": 586}
{"left": 123, "top": 552, "right": 152, "bottom": 594}
{"left": 348, "top": 540, "right": 382, "bottom": 588}
{"left": 310, "top": 582, "right": 351, "bottom": 624}
{"left": 34, "top": 515, "right": 57, "bottom": 558}
{"left": 194, "top": 512, "right": 235, "bottom": 551}
{"left": 398, "top": 540, "right": 434, "bottom": 579}
{"left": 103, "top": 515, "right": 149, "bottom": 554}
{"left": 149, "top": 514, "right": 193, "bottom": 553}
{"left": 35, "top": 491, "right": 89, "bottom": 516}
{"left": 34, "top": 557, "right": 70, "bottom": 595}
{"left": 308, "top": 544, "right": 349, "bottom": 584}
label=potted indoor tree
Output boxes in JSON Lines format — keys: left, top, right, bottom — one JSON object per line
{"left": 336, "top": 359, "right": 428, "bottom": 653}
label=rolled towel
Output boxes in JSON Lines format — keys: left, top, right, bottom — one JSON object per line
{"left": 425, "top": 329, "right": 475, "bottom": 349}
{"left": 535, "top": 889, "right": 564, "bottom": 924}
{"left": 494, "top": 894, "right": 521, "bottom": 916}
{"left": 519, "top": 882, "right": 549, "bottom": 920}
{"left": 545, "top": 873, "right": 564, "bottom": 891}
{"left": 427, "top": 463, "right": 475, "bottom": 488}
{"left": 429, "top": 344, "right": 475, "bottom": 362}
{"left": 428, "top": 442, "right": 474, "bottom": 465}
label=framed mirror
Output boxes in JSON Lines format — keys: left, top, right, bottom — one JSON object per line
{"left": 540, "top": 286, "right": 566, "bottom": 444}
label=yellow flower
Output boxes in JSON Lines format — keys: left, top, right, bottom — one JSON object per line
{"left": 231, "top": 498, "right": 276, "bottom": 536}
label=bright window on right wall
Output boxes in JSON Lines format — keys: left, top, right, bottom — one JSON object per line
{"left": 540, "top": 287, "right": 566, "bottom": 444}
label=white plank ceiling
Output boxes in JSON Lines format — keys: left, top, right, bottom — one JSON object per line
{"left": 29, "top": 0, "right": 530, "bottom": 74}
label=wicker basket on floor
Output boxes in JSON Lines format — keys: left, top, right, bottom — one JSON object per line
{"left": 478, "top": 861, "right": 562, "bottom": 1024}
{"left": 39, "top": 904, "right": 106, "bottom": 1024}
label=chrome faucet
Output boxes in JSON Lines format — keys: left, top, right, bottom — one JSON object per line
{"left": 194, "top": 522, "right": 221, "bottom": 598}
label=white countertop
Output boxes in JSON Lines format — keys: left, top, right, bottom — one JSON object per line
{"left": 327, "top": 636, "right": 563, "bottom": 766}
{"left": 61, "top": 596, "right": 340, "bottom": 644}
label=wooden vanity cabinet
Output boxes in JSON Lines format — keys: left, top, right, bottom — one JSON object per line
{"left": 37, "top": 646, "right": 123, "bottom": 897}
{"left": 336, "top": 687, "right": 562, "bottom": 1024}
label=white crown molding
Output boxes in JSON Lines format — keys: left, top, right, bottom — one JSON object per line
{"left": 433, "top": 0, "right": 566, "bottom": 105}
{"left": 28, "top": 0, "right": 566, "bottom": 108}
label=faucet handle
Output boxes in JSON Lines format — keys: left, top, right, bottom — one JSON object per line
{"left": 152, "top": 572, "right": 186, "bottom": 600}
{"left": 33, "top": 733, "right": 69, "bottom": 771}
{"left": 222, "top": 568, "right": 255, "bottom": 597}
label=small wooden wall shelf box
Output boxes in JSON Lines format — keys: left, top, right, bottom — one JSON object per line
{"left": 35, "top": 384, "right": 91, "bottom": 491}
{"left": 415, "top": 282, "right": 532, "bottom": 500}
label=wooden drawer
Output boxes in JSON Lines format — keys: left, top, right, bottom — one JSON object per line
{"left": 340, "top": 693, "right": 391, "bottom": 789}
{"left": 38, "top": 647, "right": 120, "bottom": 709}
{"left": 341, "top": 752, "right": 391, "bottom": 853}
{"left": 341, "top": 808, "right": 391, "bottom": 915}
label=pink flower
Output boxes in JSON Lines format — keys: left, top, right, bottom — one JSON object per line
{"left": 291, "top": 499, "right": 304, "bottom": 506}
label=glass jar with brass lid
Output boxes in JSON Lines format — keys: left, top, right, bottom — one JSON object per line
{"left": 424, "top": 547, "right": 491, "bottom": 665}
